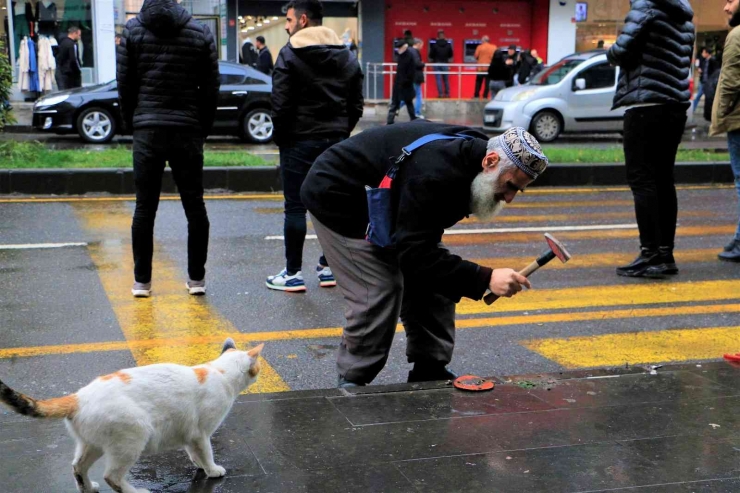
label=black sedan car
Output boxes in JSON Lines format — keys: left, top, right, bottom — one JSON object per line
{"left": 32, "top": 61, "right": 273, "bottom": 144}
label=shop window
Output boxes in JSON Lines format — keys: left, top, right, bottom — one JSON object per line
{"left": 576, "top": 63, "right": 615, "bottom": 90}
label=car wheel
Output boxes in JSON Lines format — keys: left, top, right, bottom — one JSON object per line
{"left": 530, "top": 111, "right": 562, "bottom": 143}
{"left": 77, "top": 107, "right": 116, "bottom": 144}
{"left": 242, "top": 108, "right": 273, "bottom": 144}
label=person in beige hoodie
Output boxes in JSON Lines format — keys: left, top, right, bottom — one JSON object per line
{"left": 710, "top": 0, "right": 740, "bottom": 262}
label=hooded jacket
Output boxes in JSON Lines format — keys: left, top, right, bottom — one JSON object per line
{"left": 607, "top": 0, "right": 694, "bottom": 109}
{"left": 711, "top": 26, "right": 740, "bottom": 135}
{"left": 429, "top": 38, "right": 453, "bottom": 63}
{"left": 116, "top": 0, "right": 220, "bottom": 134}
{"left": 271, "top": 26, "right": 364, "bottom": 147}
{"left": 301, "top": 120, "right": 494, "bottom": 302}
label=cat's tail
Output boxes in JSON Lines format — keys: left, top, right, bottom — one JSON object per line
{"left": 0, "top": 378, "right": 78, "bottom": 419}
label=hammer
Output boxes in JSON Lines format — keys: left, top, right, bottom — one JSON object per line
{"left": 483, "top": 233, "right": 572, "bottom": 305}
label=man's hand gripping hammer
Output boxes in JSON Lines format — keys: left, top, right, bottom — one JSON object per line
{"left": 483, "top": 233, "right": 572, "bottom": 305}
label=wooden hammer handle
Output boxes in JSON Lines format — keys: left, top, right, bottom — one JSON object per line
{"left": 483, "top": 260, "right": 540, "bottom": 305}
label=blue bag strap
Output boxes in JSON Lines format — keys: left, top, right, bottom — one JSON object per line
{"left": 389, "top": 133, "right": 477, "bottom": 180}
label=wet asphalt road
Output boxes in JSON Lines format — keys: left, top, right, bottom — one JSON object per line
{"left": 1, "top": 185, "right": 739, "bottom": 403}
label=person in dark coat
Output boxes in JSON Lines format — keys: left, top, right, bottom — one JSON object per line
{"left": 692, "top": 47, "right": 719, "bottom": 113}
{"left": 301, "top": 122, "right": 549, "bottom": 387}
{"left": 255, "top": 35, "right": 274, "bottom": 75}
{"left": 117, "top": 0, "right": 220, "bottom": 299}
{"left": 387, "top": 40, "right": 417, "bottom": 124}
{"left": 516, "top": 50, "right": 538, "bottom": 85}
{"left": 607, "top": 0, "right": 694, "bottom": 279}
{"left": 487, "top": 46, "right": 518, "bottom": 98}
{"left": 240, "top": 38, "right": 258, "bottom": 67}
{"left": 267, "top": 0, "right": 364, "bottom": 293}
{"left": 55, "top": 26, "right": 82, "bottom": 90}
{"left": 429, "top": 30, "right": 453, "bottom": 97}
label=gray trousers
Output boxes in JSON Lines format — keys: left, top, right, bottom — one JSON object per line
{"left": 312, "top": 216, "right": 456, "bottom": 384}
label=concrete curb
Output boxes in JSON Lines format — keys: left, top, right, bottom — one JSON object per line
{"left": 0, "top": 162, "right": 733, "bottom": 195}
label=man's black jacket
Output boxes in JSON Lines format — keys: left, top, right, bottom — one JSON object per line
{"left": 607, "top": 0, "right": 695, "bottom": 109}
{"left": 271, "top": 26, "right": 364, "bottom": 147}
{"left": 429, "top": 38, "right": 453, "bottom": 63}
{"left": 396, "top": 48, "right": 416, "bottom": 88}
{"left": 116, "top": 0, "right": 220, "bottom": 134}
{"left": 56, "top": 37, "right": 80, "bottom": 77}
{"left": 410, "top": 47, "right": 425, "bottom": 84}
{"left": 301, "top": 121, "right": 493, "bottom": 302}
{"left": 257, "top": 47, "right": 274, "bottom": 75}
{"left": 488, "top": 51, "right": 518, "bottom": 84}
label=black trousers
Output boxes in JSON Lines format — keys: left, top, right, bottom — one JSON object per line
{"left": 387, "top": 84, "right": 416, "bottom": 124}
{"left": 474, "top": 73, "right": 490, "bottom": 98}
{"left": 132, "top": 129, "right": 209, "bottom": 283}
{"left": 56, "top": 71, "right": 81, "bottom": 90}
{"left": 280, "top": 138, "right": 341, "bottom": 274}
{"left": 622, "top": 104, "right": 688, "bottom": 251}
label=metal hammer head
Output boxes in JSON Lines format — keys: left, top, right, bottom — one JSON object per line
{"left": 544, "top": 233, "right": 571, "bottom": 263}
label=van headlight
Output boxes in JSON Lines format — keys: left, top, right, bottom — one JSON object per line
{"left": 513, "top": 89, "right": 538, "bottom": 102}
{"left": 36, "top": 94, "right": 69, "bottom": 108}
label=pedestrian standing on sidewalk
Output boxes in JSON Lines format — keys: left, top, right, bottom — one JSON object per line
{"left": 268, "top": 0, "right": 364, "bottom": 292}
{"left": 55, "top": 26, "right": 82, "bottom": 90}
{"left": 474, "top": 36, "right": 495, "bottom": 99}
{"left": 710, "top": 0, "right": 740, "bottom": 262}
{"left": 608, "top": 0, "right": 694, "bottom": 278}
{"left": 255, "top": 36, "right": 274, "bottom": 76}
{"left": 117, "top": 0, "right": 220, "bottom": 298}
{"left": 693, "top": 47, "right": 719, "bottom": 113}
{"left": 429, "top": 30, "right": 453, "bottom": 98}
{"left": 301, "top": 123, "right": 548, "bottom": 387}
{"left": 487, "top": 46, "right": 518, "bottom": 99}
{"left": 400, "top": 38, "right": 425, "bottom": 118}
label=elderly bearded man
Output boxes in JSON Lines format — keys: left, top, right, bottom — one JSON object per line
{"left": 301, "top": 122, "right": 549, "bottom": 387}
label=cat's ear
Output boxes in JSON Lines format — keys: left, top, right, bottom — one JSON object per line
{"left": 221, "top": 338, "right": 237, "bottom": 354}
{"left": 247, "top": 343, "right": 264, "bottom": 358}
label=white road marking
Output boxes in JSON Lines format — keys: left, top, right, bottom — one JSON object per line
{"left": 264, "top": 224, "right": 638, "bottom": 241}
{"left": 0, "top": 242, "right": 88, "bottom": 250}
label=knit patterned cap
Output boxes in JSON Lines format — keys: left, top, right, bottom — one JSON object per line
{"left": 491, "top": 127, "right": 549, "bottom": 179}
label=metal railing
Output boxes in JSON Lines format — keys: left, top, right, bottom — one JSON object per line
{"left": 364, "top": 62, "right": 489, "bottom": 101}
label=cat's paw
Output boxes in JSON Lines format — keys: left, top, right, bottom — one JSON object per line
{"left": 206, "top": 465, "right": 226, "bottom": 478}
{"left": 90, "top": 482, "right": 99, "bottom": 493}
{"left": 135, "top": 489, "right": 151, "bottom": 493}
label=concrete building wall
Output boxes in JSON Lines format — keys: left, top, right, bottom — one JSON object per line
{"left": 547, "top": 0, "right": 578, "bottom": 63}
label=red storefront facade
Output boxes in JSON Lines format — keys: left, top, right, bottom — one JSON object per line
{"left": 383, "top": 0, "right": 551, "bottom": 98}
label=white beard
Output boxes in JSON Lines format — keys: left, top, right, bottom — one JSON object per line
{"left": 470, "top": 170, "right": 506, "bottom": 221}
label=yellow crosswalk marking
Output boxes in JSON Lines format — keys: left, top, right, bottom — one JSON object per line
{"left": 470, "top": 248, "right": 721, "bottom": 270}
{"left": 72, "top": 202, "right": 289, "bottom": 393}
{"left": 462, "top": 211, "right": 714, "bottom": 224}
{"left": 4, "top": 303, "right": 740, "bottom": 360}
{"left": 522, "top": 326, "right": 740, "bottom": 368}
{"left": 443, "top": 225, "right": 735, "bottom": 245}
{"left": 456, "top": 279, "right": 740, "bottom": 315}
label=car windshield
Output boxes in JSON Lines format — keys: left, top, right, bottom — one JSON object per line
{"left": 529, "top": 58, "right": 585, "bottom": 86}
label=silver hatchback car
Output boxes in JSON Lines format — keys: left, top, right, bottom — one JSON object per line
{"left": 483, "top": 51, "right": 692, "bottom": 142}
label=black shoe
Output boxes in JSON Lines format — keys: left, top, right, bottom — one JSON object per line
{"left": 724, "top": 239, "right": 739, "bottom": 252}
{"left": 338, "top": 375, "right": 364, "bottom": 388}
{"left": 719, "top": 242, "right": 740, "bottom": 262}
{"left": 642, "top": 248, "right": 679, "bottom": 279}
{"left": 616, "top": 248, "right": 659, "bottom": 277}
{"left": 407, "top": 364, "right": 458, "bottom": 383}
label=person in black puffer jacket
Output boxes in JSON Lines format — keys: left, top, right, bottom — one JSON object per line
{"left": 607, "top": 0, "right": 694, "bottom": 280}
{"left": 117, "top": 0, "right": 220, "bottom": 298}
{"left": 266, "top": 0, "right": 364, "bottom": 293}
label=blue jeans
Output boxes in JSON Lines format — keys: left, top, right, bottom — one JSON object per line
{"left": 280, "top": 139, "right": 341, "bottom": 273}
{"left": 727, "top": 130, "right": 740, "bottom": 241}
{"left": 692, "top": 83, "right": 705, "bottom": 112}
{"left": 400, "top": 83, "right": 423, "bottom": 116}
{"left": 435, "top": 67, "right": 450, "bottom": 97}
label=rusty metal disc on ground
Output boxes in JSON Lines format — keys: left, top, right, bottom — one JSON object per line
{"left": 453, "top": 375, "right": 495, "bottom": 392}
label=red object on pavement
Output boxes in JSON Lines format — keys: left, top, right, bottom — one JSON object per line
{"left": 453, "top": 375, "right": 495, "bottom": 392}
{"left": 723, "top": 353, "right": 740, "bottom": 362}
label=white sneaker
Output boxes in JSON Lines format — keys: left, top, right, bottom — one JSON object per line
{"left": 132, "top": 281, "right": 152, "bottom": 298}
{"left": 186, "top": 279, "right": 206, "bottom": 296}
{"left": 266, "top": 269, "right": 306, "bottom": 292}
{"left": 316, "top": 265, "right": 337, "bottom": 288}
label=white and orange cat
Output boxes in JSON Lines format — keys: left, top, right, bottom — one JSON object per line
{"left": 0, "top": 338, "right": 262, "bottom": 493}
